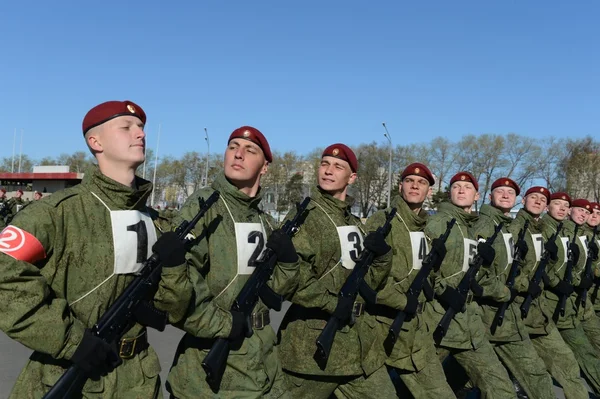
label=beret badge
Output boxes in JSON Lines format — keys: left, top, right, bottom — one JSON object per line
{"left": 460, "top": 175, "right": 466, "bottom": 181}
{"left": 243, "top": 130, "right": 251, "bottom": 138}
{"left": 127, "top": 104, "right": 136, "bottom": 114}
{"left": 332, "top": 148, "right": 339, "bottom": 156}
{"left": 415, "top": 167, "right": 420, "bottom": 173}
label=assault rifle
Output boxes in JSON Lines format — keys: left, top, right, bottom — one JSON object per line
{"left": 43, "top": 191, "right": 220, "bottom": 399}
{"left": 577, "top": 227, "right": 598, "bottom": 311}
{"left": 490, "top": 220, "right": 529, "bottom": 334}
{"left": 314, "top": 208, "right": 397, "bottom": 367}
{"left": 520, "top": 222, "right": 563, "bottom": 319}
{"left": 433, "top": 223, "right": 503, "bottom": 343}
{"left": 384, "top": 218, "right": 456, "bottom": 352}
{"left": 553, "top": 224, "right": 579, "bottom": 322}
{"left": 202, "top": 197, "right": 311, "bottom": 391}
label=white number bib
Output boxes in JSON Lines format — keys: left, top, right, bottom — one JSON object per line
{"left": 337, "top": 225, "right": 364, "bottom": 269}
{"left": 410, "top": 232, "right": 428, "bottom": 270}
{"left": 578, "top": 235, "right": 589, "bottom": 259}
{"left": 559, "top": 237, "right": 569, "bottom": 269}
{"left": 16, "top": 204, "right": 23, "bottom": 212}
{"left": 111, "top": 210, "right": 157, "bottom": 275}
{"left": 234, "top": 222, "right": 266, "bottom": 275}
{"left": 503, "top": 233, "right": 514, "bottom": 266}
{"left": 531, "top": 234, "right": 543, "bottom": 262}
{"left": 463, "top": 238, "right": 478, "bottom": 272}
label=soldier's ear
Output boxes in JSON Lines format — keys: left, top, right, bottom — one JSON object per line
{"left": 260, "top": 160, "right": 268, "bottom": 176}
{"left": 348, "top": 172, "right": 357, "bottom": 185}
{"left": 474, "top": 192, "right": 480, "bottom": 202}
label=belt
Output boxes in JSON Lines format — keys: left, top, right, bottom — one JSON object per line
{"left": 250, "top": 310, "right": 270, "bottom": 329}
{"left": 119, "top": 330, "right": 149, "bottom": 359}
{"left": 353, "top": 302, "right": 365, "bottom": 317}
{"left": 366, "top": 302, "right": 425, "bottom": 318}
{"left": 465, "top": 291, "right": 474, "bottom": 305}
{"left": 287, "top": 302, "right": 365, "bottom": 321}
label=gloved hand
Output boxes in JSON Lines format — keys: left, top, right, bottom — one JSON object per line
{"left": 555, "top": 281, "right": 574, "bottom": 296}
{"left": 363, "top": 231, "right": 391, "bottom": 257}
{"left": 527, "top": 281, "right": 542, "bottom": 298}
{"left": 71, "top": 330, "right": 121, "bottom": 375}
{"left": 542, "top": 271, "right": 550, "bottom": 286}
{"left": 438, "top": 287, "right": 464, "bottom": 313}
{"left": 477, "top": 242, "right": 496, "bottom": 267}
{"left": 228, "top": 311, "right": 251, "bottom": 340}
{"left": 515, "top": 239, "right": 528, "bottom": 259}
{"left": 545, "top": 240, "right": 559, "bottom": 261}
{"left": 266, "top": 229, "right": 298, "bottom": 263}
{"left": 579, "top": 276, "right": 594, "bottom": 290}
{"left": 403, "top": 294, "right": 418, "bottom": 315}
{"left": 589, "top": 239, "right": 599, "bottom": 261}
{"left": 508, "top": 287, "right": 519, "bottom": 302}
{"left": 569, "top": 243, "right": 580, "bottom": 265}
{"left": 153, "top": 232, "right": 186, "bottom": 267}
{"left": 470, "top": 279, "right": 484, "bottom": 297}
{"left": 332, "top": 296, "right": 356, "bottom": 325}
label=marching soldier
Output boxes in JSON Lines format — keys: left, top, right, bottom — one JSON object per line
{"left": 588, "top": 203, "right": 600, "bottom": 317}
{"left": 165, "top": 126, "right": 300, "bottom": 398}
{"left": 362, "top": 163, "right": 456, "bottom": 398}
{"left": 0, "top": 100, "right": 187, "bottom": 398}
{"left": 277, "top": 144, "right": 396, "bottom": 398}
{"left": 471, "top": 178, "right": 554, "bottom": 398}
{"left": 0, "top": 188, "right": 9, "bottom": 228}
{"left": 541, "top": 194, "right": 600, "bottom": 396}
{"left": 423, "top": 172, "right": 516, "bottom": 398}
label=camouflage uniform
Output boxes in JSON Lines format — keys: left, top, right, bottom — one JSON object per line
{"left": 578, "top": 224, "right": 600, "bottom": 354}
{"left": 542, "top": 215, "right": 600, "bottom": 395}
{"left": 277, "top": 187, "right": 395, "bottom": 399}
{"left": 472, "top": 205, "right": 554, "bottom": 399}
{"left": 0, "top": 197, "right": 9, "bottom": 228}
{"left": 509, "top": 210, "right": 588, "bottom": 399}
{"left": 0, "top": 167, "right": 183, "bottom": 398}
{"left": 423, "top": 202, "right": 515, "bottom": 399}
{"left": 166, "top": 174, "right": 299, "bottom": 399}
{"left": 362, "top": 196, "right": 455, "bottom": 398}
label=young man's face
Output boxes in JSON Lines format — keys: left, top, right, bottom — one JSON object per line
{"left": 223, "top": 138, "right": 268, "bottom": 185}
{"left": 400, "top": 175, "right": 431, "bottom": 207}
{"left": 34, "top": 192, "right": 42, "bottom": 200}
{"left": 490, "top": 187, "right": 517, "bottom": 214}
{"left": 523, "top": 193, "right": 547, "bottom": 216}
{"left": 318, "top": 156, "right": 356, "bottom": 197}
{"left": 450, "top": 182, "right": 479, "bottom": 210}
{"left": 588, "top": 209, "right": 600, "bottom": 227}
{"left": 547, "top": 199, "right": 570, "bottom": 221}
{"left": 570, "top": 207, "right": 591, "bottom": 226}
{"left": 88, "top": 115, "right": 146, "bottom": 168}
{"left": 15, "top": 191, "right": 22, "bottom": 199}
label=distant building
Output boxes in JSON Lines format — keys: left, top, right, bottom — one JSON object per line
{"left": 0, "top": 165, "right": 83, "bottom": 199}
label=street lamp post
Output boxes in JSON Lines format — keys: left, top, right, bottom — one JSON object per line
{"left": 382, "top": 122, "right": 392, "bottom": 208}
{"left": 204, "top": 127, "right": 210, "bottom": 186}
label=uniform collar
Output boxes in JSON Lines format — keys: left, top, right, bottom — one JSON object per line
{"left": 479, "top": 204, "right": 512, "bottom": 224}
{"left": 437, "top": 201, "right": 478, "bottom": 226}
{"left": 392, "top": 195, "right": 427, "bottom": 230}
{"left": 213, "top": 173, "right": 264, "bottom": 210}
{"left": 82, "top": 165, "right": 153, "bottom": 210}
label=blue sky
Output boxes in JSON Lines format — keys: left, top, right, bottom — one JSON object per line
{"left": 0, "top": 1, "right": 598, "bottom": 162}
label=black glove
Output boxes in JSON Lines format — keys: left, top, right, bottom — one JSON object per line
{"left": 509, "top": 288, "right": 519, "bottom": 302}
{"left": 403, "top": 294, "right": 418, "bottom": 315}
{"left": 545, "top": 240, "right": 559, "bottom": 261}
{"left": 515, "top": 239, "right": 528, "bottom": 259}
{"left": 266, "top": 229, "right": 298, "bottom": 263}
{"left": 542, "top": 271, "right": 550, "bottom": 286}
{"left": 590, "top": 239, "right": 599, "bottom": 261}
{"left": 470, "top": 279, "right": 484, "bottom": 297}
{"left": 477, "top": 242, "right": 496, "bottom": 267}
{"left": 579, "top": 276, "right": 594, "bottom": 290}
{"left": 422, "top": 280, "right": 434, "bottom": 301}
{"left": 228, "top": 311, "right": 250, "bottom": 340}
{"left": 555, "top": 281, "right": 574, "bottom": 296}
{"left": 594, "top": 276, "right": 600, "bottom": 286}
{"left": 569, "top": 243, "right": 580, "bottom": 265}
{"left": 71, "top": 330, "right": 121, "bottom": 375}
{"left": 332, "top": 296, "right": 356, "bottom": 325}
{"left": 430, "top": 238, "right": 447, "bottom": 271}
{"left": 363, "top": 231, "right": 391, "bottom": 257}
{"left": 438, "top": 287, "right": 464, "bottom": 313}
{"left": 527, "top": 281, "right": 542, "bottom": 298}
{"left": 153, "top": 232, "right": 186, "bottom": 267}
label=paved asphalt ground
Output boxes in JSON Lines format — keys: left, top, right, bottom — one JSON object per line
{"left": 0, "top": 303, "right": 588, "bottom": 398}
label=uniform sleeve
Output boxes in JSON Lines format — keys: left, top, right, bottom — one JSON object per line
{"left": 424, "top": 216, "right": 450, "bottom": 295}
{"left": 0, "top": 203, "right": 86, "bottom": 360}
{"left": 473, "top": 223, "right": 511, "bottom": 302}
{"left": 265, "top": 214, "right": 300, "bottom": 297}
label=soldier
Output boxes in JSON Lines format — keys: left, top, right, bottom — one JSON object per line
{"left": 33, "top": 191, "right": 43, "bottom": 201}
{"left": 508, "top": 188, "right": 589, "bottom": 399}
{"left": 8, "top": 189, "right": 26, "bottom": 214}
{"left": 0, "top": 100, "right": 188, "bottom": 398}
{"left": 423, "top": 171, "right": 516, "bottom": 398}
{"left": 576, "top": 200, "right": 600, "bottom": 354}
{"left": 471, "top": 178, "right": 554, "bottom": 398}
{"left": 363, "top": 163, "right": 455, "bottom": 398}
{"left": 165, "top": 126, "right": 300, "bottom": 398}
{"left": 541, "top": 193, "right": 600, "bottom": 395}
{"left": 277, "top": 144, "right": 396, "bottom": 398}
{"left": 0, "top": 188, "right": 9, "bottom": 228}
{"left": 588, "top": 203, "right": 600, "bottom": 317}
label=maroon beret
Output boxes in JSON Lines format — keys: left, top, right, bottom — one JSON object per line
{"left": 450, "top": 171, "right": 478, "bottom": 191}
{"left": 0, "top": 188, "right": 5, "bottom": 193}
{"left": 16, "top": 189, "right": 23, "bottom": 194}
{"left": 550, "top": 192, "right": 571, "bottom": 206}
{"left": 82, "top": 100, "right": 146, "bottom": 135}
{"left": 524, "top": 186, "right": 550, "bottom": 202}
{"left": 401, "top": 163, "right": 434, "bottom": 185}
{"left": 591, "top": 202, "right": 600, "bottom": 211}
{"left": 228, "top": 126, "right": 272, "bottom": 163}
{"left": 571, "top": 198, "right": 592, "bottom": 211}
{"left": 491, "top": 177, "right": 520, "bottom": 196}
{"left": 322, "top": 143, "right": 358, "bottom": 172}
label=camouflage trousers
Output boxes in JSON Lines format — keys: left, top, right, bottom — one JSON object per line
{"left": 560, "top": 323, "right": 600, "bottom": 395}
{"left": 437, "top": 340, "right": 516, "bottom": 399}
{"left": 283, "top": 364, "right": 396, "bottom": 399}
{"left": 492, "top": 338, "right": 554, "bottom": 399}
{"left": 581, "top": 311, "right": 600, "bottom": 354}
